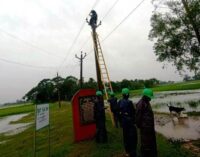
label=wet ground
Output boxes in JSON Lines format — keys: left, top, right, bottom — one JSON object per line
{"left": 0, "top": 114, "right": 31, "bottom": 136}
{"left": 131, "top": 89, "right": 200, "bottom": 113}
{"left": 155, "top": 114, "right": 200, "bottom": 141}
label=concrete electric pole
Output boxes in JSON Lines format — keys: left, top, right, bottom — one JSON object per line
{"left": 75, "top": 51, "right": 87, "bottom": 88}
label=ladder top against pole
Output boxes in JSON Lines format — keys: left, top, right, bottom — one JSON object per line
{"left": 92, "top": 33, "right": 113, "bottom": 97}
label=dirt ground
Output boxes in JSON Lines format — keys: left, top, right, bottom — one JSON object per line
{"left": 183, "top": 141, "right": 200, "bottom": 157}
{"left": 155, "top": 113, "right": 200, "bottom": 157}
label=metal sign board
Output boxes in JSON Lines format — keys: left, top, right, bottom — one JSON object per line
{"left": 72, "top": 89, "right": 96, "bottom": 142}
{"left": 36, "top": 104, "right": 49, "bottom": 130}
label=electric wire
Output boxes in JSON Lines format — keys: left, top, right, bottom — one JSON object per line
{"left": 0, "top": 56, "right": 79, "bottom": 70}
{"left": 58, "top": 0, "right": 100, "bottom": 70}
{"left": 102, "top": 0, "right": 146, "bottom": 42}
{"left": 86, "top": 0, "right": 146, "bottom": 57}
{"left": 79, "top": 0, "right": 120, "bottom": 52}
{"left": 0, "top": 28, "right": 64, "bottom": 59}
{"left": 0, "top": 57, "right": 58, "bottom": 69}
{"left": 101, "top": 0, "right": 120, "bottom": 21}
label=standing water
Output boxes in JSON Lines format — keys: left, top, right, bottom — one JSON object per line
{"left": 0, "top": 114, "right": 31, "bottom": 136}
{"left": 131, "top": 89, "right": 200, "bottom": 113}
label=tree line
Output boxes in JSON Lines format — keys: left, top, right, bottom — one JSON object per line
{"left": 23, "top": 76, "right": 160, "bottom": 103}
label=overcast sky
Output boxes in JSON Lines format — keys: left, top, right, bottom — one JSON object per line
{"left": 0, "top": 0, "right": 185, "bottom": 104}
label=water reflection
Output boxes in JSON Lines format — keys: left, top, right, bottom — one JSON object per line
{"left": 131, "top": 89, "right": 200, "bottom": 113}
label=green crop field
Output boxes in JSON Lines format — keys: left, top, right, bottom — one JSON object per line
{"left": 0, "top": 103, "right": 34, "bottom": 117}
{"left": 0, "top": 102, "right": 196, "bottom": 157}
{"left": 128, "top": 80, "right": 200, "bottom": 96}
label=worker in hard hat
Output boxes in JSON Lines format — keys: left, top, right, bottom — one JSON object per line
{"left": 136, "top": 88, "right": 157, "bottom": 157}
{"left": 94, "top": 91, "right": 107, "bottom": 143}
{"left": 108, "top": 91, "right": 120, "bottom": 128}
{"left": 88, "top": 10, "right": 97, "bottom": 27}
{"left": 118, "top": 88, "right": 137, "bottom": 157}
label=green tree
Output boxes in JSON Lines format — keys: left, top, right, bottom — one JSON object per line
{"left": 149, "top": 0, "right": 200, "bottom": 74}
{"left": 121, "top": 79, "right": 132, "bottom": 89}
{"left": 83, "top": 78, "right": 97, "bottom": 89}
{"left": 61, "top": 76, "right": 79, "bottom": 100}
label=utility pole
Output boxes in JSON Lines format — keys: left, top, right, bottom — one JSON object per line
{"left": 75, "top": 51, "right": 87, "bottom": 88}
{"left": 56, "top": 72, "right": 61, "bottom": 108}
{"left": 86, "top": 10, "right": 103, "bottom": 91}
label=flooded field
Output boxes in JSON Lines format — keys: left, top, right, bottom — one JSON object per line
{"left": 131, "top": 90, "right": 200, "bottom": 142}
{"left": 0, "top": 114, "right": 31, "bottom": 136}
{"left": 131, "top": 89, "right": 200, "bottom": 113}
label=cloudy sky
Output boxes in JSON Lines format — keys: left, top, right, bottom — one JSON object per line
{"left": 0, "top": 0, "right": 184, "bottom": 104}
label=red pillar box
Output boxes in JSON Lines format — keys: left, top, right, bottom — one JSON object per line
{"left": 72, "top": 89, "right": 96, "bottom": 142}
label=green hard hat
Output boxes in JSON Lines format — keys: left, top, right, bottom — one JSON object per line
{"left": 96, "top": 91, "right": 103, "bottom": 96}
{"left": 142, "top": 88, "right": 154, "bottom": 99}
{"left": 109, "top": 91, "right": 115, "bottom": 96}
{"left": 122, "top": 88, "right": 129, "bottom": 95}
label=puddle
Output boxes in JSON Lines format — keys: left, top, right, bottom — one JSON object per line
{"left": 0, "top": 114, "right": 31, "bottom": 135}
{"left": 0, "top": 140, "right": 10, "bottom": 145}
{"left": 155, "top": 115, "right": 200, "bottom": 141}
{"left": 131, "top": 89, "right": 200, "bottom": 113}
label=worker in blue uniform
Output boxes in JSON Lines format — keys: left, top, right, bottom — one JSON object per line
{"left": 118, "top": 88, "right": 137, "bottom": 157}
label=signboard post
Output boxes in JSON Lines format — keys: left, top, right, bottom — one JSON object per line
{"left": 34, "top": 104, "right": 50, "bottom": 157}
{"left": 36, "top": 104, "right": 49, "bottom": 130}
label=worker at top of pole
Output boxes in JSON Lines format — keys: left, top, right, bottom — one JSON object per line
{"left": 86, "top": 10, "right": 100, "bottom": 30}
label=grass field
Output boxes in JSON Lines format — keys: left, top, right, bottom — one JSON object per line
{"left": 0, "top": 102, "right": 197, "bottom": 157}
{"left": 0, "top": 103, "right": 34, "bottom": 117}
{"left": 128, "top": 80, "right": 200, "bottom": 96}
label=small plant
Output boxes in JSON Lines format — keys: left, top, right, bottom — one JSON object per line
{"left": 188, "top": 101, "right": 198, "bottom": 108}
{"left": 176, "top": 102, "right": 182, "bottom": 107}
{"left": 168, "top": 138, "right": 184, "bottom": 148}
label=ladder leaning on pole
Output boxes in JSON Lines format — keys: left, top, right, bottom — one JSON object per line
{"left": 92, "top": 32, "right": 113, "bottom": 99}
{"left": 92, "top": 32, "right": 115, "bottom": 126}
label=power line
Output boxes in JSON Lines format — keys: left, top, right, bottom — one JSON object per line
{"left": 58, "top": 22, "right": 85, "bottom": 69}
{"left": 101, "top": 0, "right": 120, "bottom": 21}
{"left": 58, "top": 0, "right": 100, "bottom": 70}
{"left": 0, "top": 56, "right": 79, "bottom": 70}
{"left": 86, "top": 0, "right": 146, "bottom": 57}
{"left": 0, "top": 28, "right": 64, "bottom": 59}
{"left": 0, "top": 57, "right": 58, "bottom": 69}
{"left": 79, "top": 0, "right": 119, "bottom": 52}
{"left": 91, "top": 0, "right": 101, "bottom": 10}
{"left": 102, "top": 0, "right": 146, "bottom": 42}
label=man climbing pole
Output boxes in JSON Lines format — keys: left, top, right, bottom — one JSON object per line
{"left": 118, "top": 88, "right": 137, "bottom": 157}
{"left": 87, "top": 10, "right": 101, "bottom": 30}
{"left": 94, "top": 91, "right": 107, "bottom": 143}
{"left": 108, "top": 92, "right": 120, "bottom": 128}
{"left": 136, "top": 88, "right": 157, "bottom": 157}
{"left": 89, "top": 10, "right": 97, "bottom": 26}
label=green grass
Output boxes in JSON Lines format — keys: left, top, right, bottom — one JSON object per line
{"left": 0, "top": 102, "right": 197, "bottom": 157}
{"left": 0, "top": 103, "right": 34, "bottom": 117}
{"left": 128, "top": 80, "right": 200, "bottom": 96}
{"left": 187, "top": 111, "right": 200, "bottom": 116}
